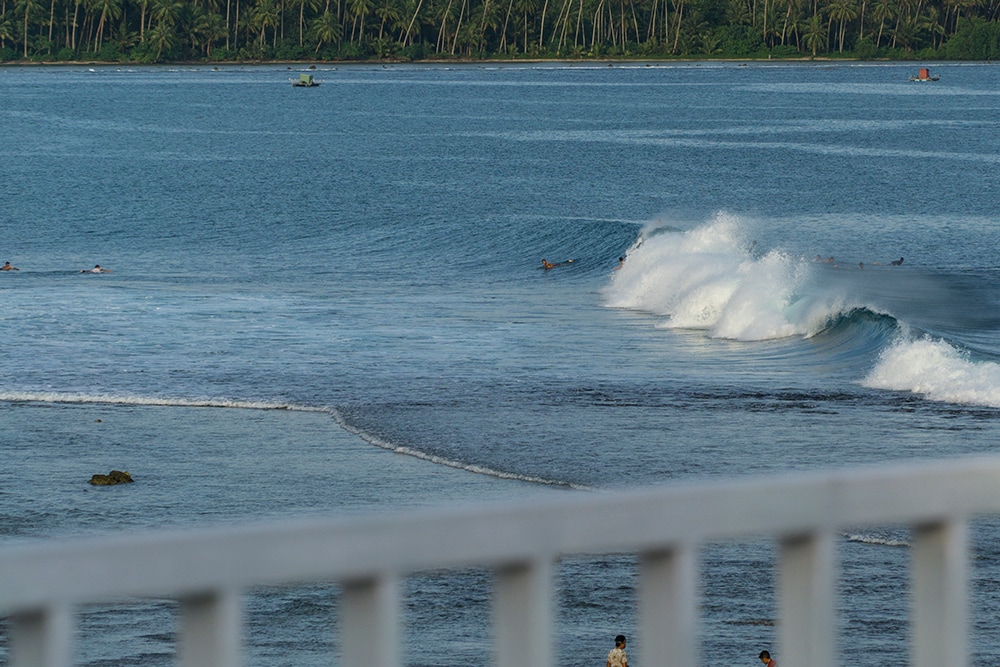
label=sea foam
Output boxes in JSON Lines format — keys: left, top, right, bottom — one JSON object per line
{"left": 604, "top": 213, "right": 851, "bottom": 341}
{"left": 863, "top": 337, "right": 1000, "bottom": 408}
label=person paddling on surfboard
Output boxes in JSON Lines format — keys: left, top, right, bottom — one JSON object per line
{"left": 1, "top": 261, "right": 18, "bottom": 271}
{"left": 541, "top": 258, "right": 574, "bottom": 270}
{"left": 80, "top": 264, "right": 113, "bottom": 273}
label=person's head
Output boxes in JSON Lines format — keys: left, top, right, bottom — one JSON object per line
{"left": 759, "top": 651, "right": 771, "bottom": 663}
{"left": 615, "top": 635, "right": 626, "bottom": 648}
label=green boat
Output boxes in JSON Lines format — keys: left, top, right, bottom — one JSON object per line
{"left": 292, "top": 73, "right": 320, "bottom": 87}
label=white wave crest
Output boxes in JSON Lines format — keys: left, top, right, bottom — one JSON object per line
{"left": 862, "top": 337, "right": 1000, "bottom": 408}
{"left": 0, "top": 391, "right": 321, "bottom": 411}
{"left": 844, "top": 532, "right": 910, "bottom": 547}
{"left": 604, "top": 213, "right": 845, "bottom": 341}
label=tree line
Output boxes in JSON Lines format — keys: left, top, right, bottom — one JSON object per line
{"left": 1, "top": 0, "right": 999, "bottom": 63}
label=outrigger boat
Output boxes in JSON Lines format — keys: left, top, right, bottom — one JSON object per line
{"left": 292, "top": 73, "right": 320, "bottom": 87}
{"left": 909, "top": 68, "right": 939, "bottom": 82}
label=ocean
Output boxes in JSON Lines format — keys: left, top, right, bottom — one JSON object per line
{"left": 1, "top": 60, "right": 1000, "bottom": 667}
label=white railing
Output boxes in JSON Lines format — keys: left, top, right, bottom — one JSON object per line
{"left": 2, "top": 456, "right": 998, "bottom": 667}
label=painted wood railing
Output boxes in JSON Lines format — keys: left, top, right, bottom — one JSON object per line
{"left": 2, "top": 456, "right": 997, "bottom": 667}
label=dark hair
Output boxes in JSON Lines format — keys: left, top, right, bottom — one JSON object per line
{"left": 759, "top": 651, "right": 770, "bottom": 660}
{"left": 615, "top": 635, "right": 626, "bottom": 645}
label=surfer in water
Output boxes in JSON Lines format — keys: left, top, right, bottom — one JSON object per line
{"left": 890, "top": 257, "right": 904, "bottom": 266}
{"left": 2, "top": 261, "right": 18, "bottom": 271}
{"left": 541, "top": 259, "right": 573, "bottom": 270}
{"left": 81, "top": 264, "right": 112, "bottom": 273}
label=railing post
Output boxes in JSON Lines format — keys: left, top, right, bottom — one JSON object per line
{"left": 912, "top": 519, "right": 968, "bottom": 667}
{"left": 778, "top": 532, "right": 835, "bottom": 667}
{"left": 178, "top": 589, "right": 242, "bottom": 667}
{"left": 638, "top": 546, "right": 698, "bottom": 667}
{"left": 494, "top": 560, "right": 553, "bottom": 667}
{"left": 341, "top": 574, "right": 401, "bottom": 667}
{"left": 8, "top": 606, "right": 74, "bottom": 667}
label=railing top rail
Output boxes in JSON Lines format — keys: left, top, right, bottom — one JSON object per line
{"left": 2, "top": 455, "right": 999, "bottom": 614}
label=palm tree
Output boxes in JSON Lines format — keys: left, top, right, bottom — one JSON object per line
{"left": 948, "top": 0, "right": 977, "bottom": 31}
{"left": 889, "top": 0, "right": 917, "bottom": 47}
{"left": 310, "top": 6, "right": 338, "bottom": 49}
{"left": 374, "top": 0, "right": 399, "bottom": 39}
{"left": 15, "top": 0, "right": 45, "bottom": 56}
{"left": 826, "top": 0, "right": 856, "bottom": 50}
{"left": 191, "top": 7, "right": 226, "bottom": 52}
{"left": 435, "top": 0, "right": 457, "bottom": 50}
{"left": 778, "top": 0, "right": 801, "bottom": 44}
{"left": 551, "top": 0, "right": 576, "bottom": 52}
{"left": 111, "top": 22, "right": 140, "bottom": 49}
{"left": 476, "top": 0, "right": 499, "bottom": 50}
{"left": 801, "top": 11, "right": 824, "bottom": 52}
{"left": 347, "top": 0, "right": 373, "bottom": 42}
{"left": 296, "top": 0, "right": 321, "bottom": 43}
{"left": 890, "top": 12, "right": 916, "bottom": 48}
{"left": 152, "top": 0, "right": 184, "bottom": 26}
{"left": 401, "top": 0, "right": 424, "bottom": 45}
{"left": 916, "top": 5, "right": 943, "bottom": 45}
{"left": 250, "top": 0, "right": 278, "bottom": 46}
{"left": 0, "top": 15, "right": 13, "bottom": 48}
{"left": 134, "top": 0, "right": 149, "bottom": 39}
{"left": 69, "top": 0, "right": 82, "bottom": 49}
{"left": 91, "top": 0, "right": 121, "bottom": 52}
{"left": 670, "top": 0, "right": 684, "bottom": 52}
{"left": 146, "top": 16, "right": 175, "bottom": 57}
{"left": 537, "top": 0, "right": 549, "bottom": 48}
{"left": 699, "top": 28, "right": 720, "bottom": 50}
{"left": 512, "top": 0, "right": 537, "bottom": 51}
{"left": 448, "top": 0, "right": 467, "bottom": 52}
{"left": 869, "top": 0, "right": 893, "bottom": 45}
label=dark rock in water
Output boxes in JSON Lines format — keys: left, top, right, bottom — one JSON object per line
{"left": 89, "top": 470, "right": 134, "bottom": 485}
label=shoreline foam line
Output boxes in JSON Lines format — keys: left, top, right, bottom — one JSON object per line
{"left": 843, "top": 532, "right": 910, "bottom": 548}
{"left": 0, "top": 391, "right": 324, "bottom": 412}
{"left": 327, "top": 409, "right": 594, "bottom": 491}
{"left": 0, "top": 391, "right": 591, "bottom": 491}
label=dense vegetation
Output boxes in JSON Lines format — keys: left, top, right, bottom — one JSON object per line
{"left": 1, "top": 0, "right": 999, "bottom": 63}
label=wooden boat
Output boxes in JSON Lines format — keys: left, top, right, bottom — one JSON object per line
{"left": 909, "top": 68, "right": 939, "bottom": 82}
{"left": 292, "top": 73, "right": 320, "bottom": 87}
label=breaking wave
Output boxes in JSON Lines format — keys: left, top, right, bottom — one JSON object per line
{"left": 604, "top": 212, "right": 1000, "bottom": 410}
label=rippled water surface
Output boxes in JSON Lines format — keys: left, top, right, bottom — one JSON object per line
{"left": 2, "top": 62, "right": 1000, "bottom": 666}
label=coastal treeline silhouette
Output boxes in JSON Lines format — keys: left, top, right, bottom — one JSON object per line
{"left": 0, "top": 0, "right": 998, "bottom": 62}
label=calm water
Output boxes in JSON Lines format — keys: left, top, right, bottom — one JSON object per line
{"left": 2, "top": 61, "right": 1000, "bottom": 666}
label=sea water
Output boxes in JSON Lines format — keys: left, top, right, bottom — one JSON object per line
{"left": 1, "top": 61, "right": 1000, "bottom": 667}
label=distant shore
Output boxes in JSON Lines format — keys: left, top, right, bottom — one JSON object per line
{"left": 1, "top": 56, "right": 953, "bottom": 68}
